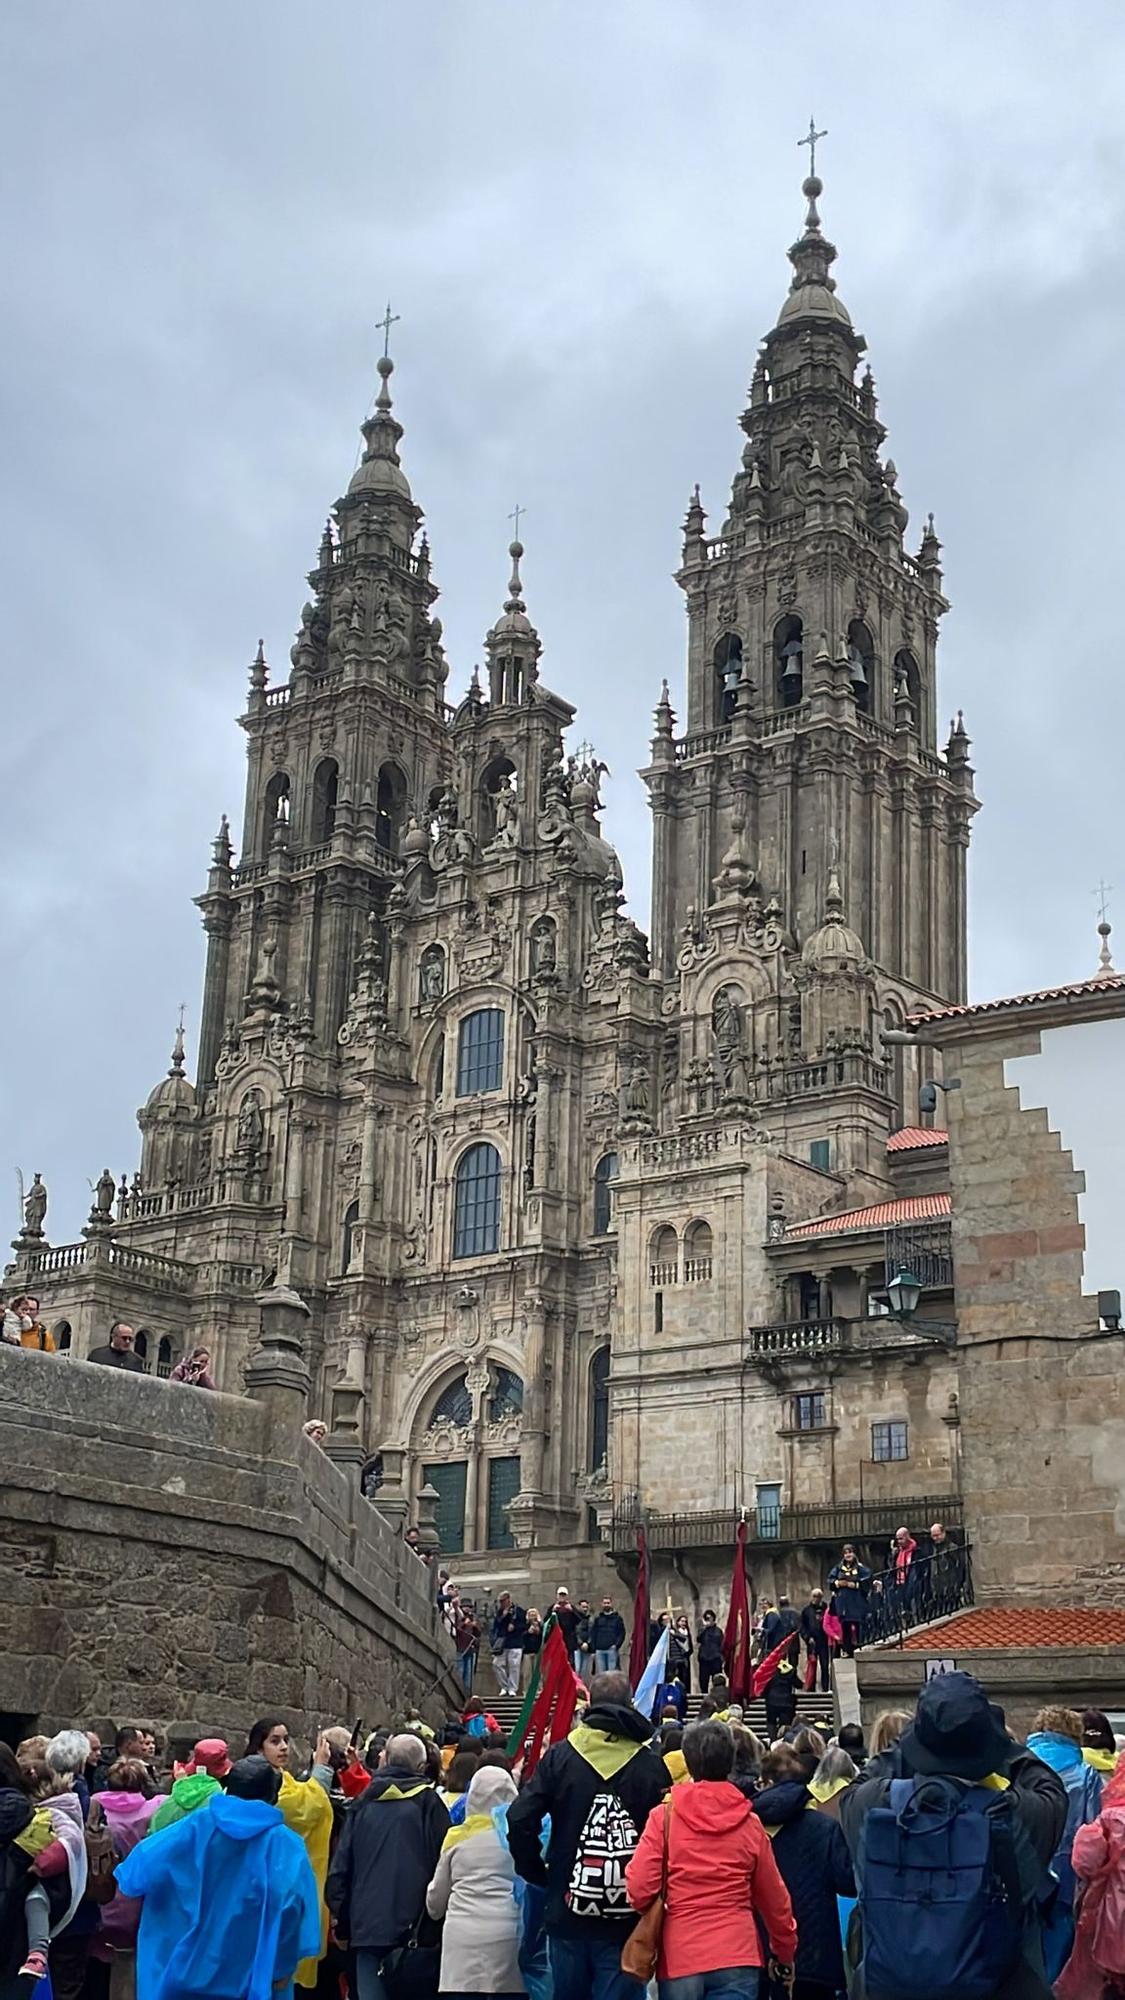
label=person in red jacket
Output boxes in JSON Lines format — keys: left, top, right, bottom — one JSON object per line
{"left": 626, "top": 1719, "right": 796, "bottom": 1996}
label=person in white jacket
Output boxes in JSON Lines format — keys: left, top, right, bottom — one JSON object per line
{"left": 426, "top": 1764, "right": 526, "bottom": 1996}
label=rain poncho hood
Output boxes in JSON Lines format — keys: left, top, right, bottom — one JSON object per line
{"left": 150, "top": 1771, "right": 222, "bottom": 1834}
{"left": 114, "top": 1791, "right": 321, "bottom": 2000}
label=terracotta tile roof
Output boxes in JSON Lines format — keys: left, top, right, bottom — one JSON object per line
{"left": 887, "top": 1126, "right": 949, "bottom": 1153}
{"left": 902, "top": 1607, "right": 1125, "bottom": 1650}
{"left": 785, "top": 1192, "right": 951, "bottom": 1240}
{"left": 909, "top": 973, "right": 1125, "bottom": 1027}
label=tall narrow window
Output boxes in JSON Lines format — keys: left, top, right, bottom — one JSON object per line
{"left": 649, "top": 1224, "right": 678, "bottom": 1287}
{"left": 341, "top": 1198, "right": 360, "bottom": 1273}
{"left": 714, "top": 632, "right": 744, "bottom": 723}
{"left": 794, "top": 1390, "right": 827, "bottom": 1431}
{"left": 263, "top": 771, "right": 291, "bottom": 851}
{"left": 846, "top": 618, "right": 874, "bottom": 715}
{"left": 453, "top": 1143, "right": 502, "bottom": 1259}
{"left": 775, "top": 615, "right": 804, "bottom": 709}
{"left": 456, "top": 1009, "right": 504, "bottom": 1095}
{"left": 310, "top": 758, "right": 339, "bottom": 843}
{"left": 157, "top": 1336, "right": 174, "bottom": 1380}
{"left": 134, "top": 1329, "right": 150, "bottom": 1373}
{"left": 376, "top": 763, "right": 407, "bottom": 853}
{"left": 593, "top": 1152, "right": 619, "bottom": 1236}
{"left": 589, "top": 1346, "right": 610, "bottom": 1471}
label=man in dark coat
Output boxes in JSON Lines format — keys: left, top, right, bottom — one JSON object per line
{"left": 838, "top": 1672, "right": 1067, "bottom": 2000}
{"left": 326, "top": 1733, "right": 449, "bottom": 1995}
{"left": 587, "top": 1597, "right": 627, "bottom": 1675}
{"left": 508, "top": 1671, "right": 668, "bottom": 2000}
{"left": 800, "top": 1587, "right": 832, "bottom": 1690}
{"left": 760, "top": 1595, "right": 801, "bottom": 1667}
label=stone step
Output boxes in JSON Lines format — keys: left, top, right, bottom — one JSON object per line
{"left": 476, "top": 1688, "right": 836, "bottom": 1736}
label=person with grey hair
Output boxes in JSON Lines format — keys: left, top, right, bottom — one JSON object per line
{"left": 808, "top": 1744, "right": 858, "bottom": 1819}
{"left": 327, "top": 1728, "right": 449, "bottom": 1999}
{"left": 426, "top": 1763, "right": 523, "bottom": 1993}
{"left": 45, "top": 1731, "right": 91, "bottom": 1784}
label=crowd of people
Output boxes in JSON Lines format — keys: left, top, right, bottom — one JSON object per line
{"left": 3, "top": 1675, "right": 1122, "bottom": 2000}
{"left": 1, "top": 1300, "right": 218, "bottom": 1387}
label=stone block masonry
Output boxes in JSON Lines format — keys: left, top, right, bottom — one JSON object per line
{"left": 0, "top": 1344, "right": 459, "bottom": 1746}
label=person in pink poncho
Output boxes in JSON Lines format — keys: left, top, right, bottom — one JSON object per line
{"left": 1056, "top": 1761, "right": 1125, "bottom": 1999}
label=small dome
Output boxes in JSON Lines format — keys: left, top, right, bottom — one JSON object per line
{"left": 777, "top": 283, "right": 852, "bottom": 328}
{"left": 402, "top": 815, "right": 428, "bottom": 860}
{"left": 145, "top": 1070, "right": 196, "bottom": 1115}
{"left": 802, "top": 914, "right": 866, "bottom": 968}
{"left": 347, "top": 453, "right": 413, "bottom": 500}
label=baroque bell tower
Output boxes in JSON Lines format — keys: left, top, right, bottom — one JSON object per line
{"left": 645, "top": 152, "right": 977, "bottom": 1039}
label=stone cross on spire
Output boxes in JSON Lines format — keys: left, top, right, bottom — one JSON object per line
{"left": 377, "top": 301, "right": 400, "bottom": 359}
{"left": 509, "top": 501, "right": 524, "bottom": 540}
{"left": 798, "top": 116, "right": 828, "bottom": 179}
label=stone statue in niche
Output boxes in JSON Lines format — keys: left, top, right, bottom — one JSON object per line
{"left": 491, "top": 775, "right": 519, "bottom": 848}
{"left": 712, "top": 986, "right": 752, "bottom": 1100}
{"left": 529, "top": 917, "right": 557, "bottom": 978}
{"left": 419, "top": 947, "right": 445, "bottom": 1005}
{"left": 237, "top": 1091, "right": 265, "bottom": 1155}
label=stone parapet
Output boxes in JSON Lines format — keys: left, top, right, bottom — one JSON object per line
{"left": 0, "top": 1344, "right": 458, "bottom": 1743}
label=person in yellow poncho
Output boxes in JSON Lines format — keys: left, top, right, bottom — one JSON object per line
{"left": 245, "top": 1715, "right": 335, "bottom": 1990}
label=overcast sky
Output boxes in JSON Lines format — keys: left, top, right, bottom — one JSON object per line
{"left": 4, "top": 1, "right": 1125, "bottom": 1242}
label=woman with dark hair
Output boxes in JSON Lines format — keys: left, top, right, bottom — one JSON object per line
{"left": 244, "top": 1717, "right": 334, "bottom": 1992}
{"left": 754, "top": 1744, "right": 856, "bottom": 2000}
{"left": 627, "top": 1720, "right": 797, "bottom": 1996}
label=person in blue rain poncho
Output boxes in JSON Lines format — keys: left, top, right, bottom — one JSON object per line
{"left": 113, "top": 1753, "right": 321, "bottom": 2000}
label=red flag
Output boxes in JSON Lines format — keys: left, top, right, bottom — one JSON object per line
{"left": 628, "top": 1525, "right": 651, "bottom": 1689}
{"left": 751, "top": 1631, "right": 800, "bottom": 1700}
{"left": 722, "top": 1519, "right": 753, "bottom": 1701}
{"left": 803, "top": 1651, "right": 817, "bottom": 1692}
{"left": 511, "top": 1621, "right": 578, "bottom": 1778}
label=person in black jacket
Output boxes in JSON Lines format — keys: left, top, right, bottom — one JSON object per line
{"left": 587, "top": 1597, "right": 626, "bottom": 1675}
{"left": 696, "top": 1607, "right": 725, "bottom": 1692}
{"left": 760, "top": 1595, "right": 801, "bottom": 1667}
{"left": 667, "top": 1614, "right": 694, "bottom": 1693}
{"left": 325, "top": 1733, "right": 449, "bottom": 1995}
{"left": 489, "top": 1591, "right": 529, "bottom": 1695}
{"left": 837, "top": 1672, "right": 1067, "bottom": 2000}
{"left": 763, "top": 1658, "right": 799, "bottom": 1741}
{"left": 754, "top": 1742, "right": 856, "bottom": 1998}
{"left": 507, "top": 1672, "right": 668, "bottom": 2000}
{"left": 800, "top": 1587, "right": 831, "bottom": 1691}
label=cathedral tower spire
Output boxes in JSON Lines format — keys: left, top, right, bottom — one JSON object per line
{"left": 645, "top": 159, "right": 978, "bottom": 1078}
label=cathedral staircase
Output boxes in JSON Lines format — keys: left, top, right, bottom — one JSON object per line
{"left": 479, "top": 1689, "right": 836, "bottom": 1738}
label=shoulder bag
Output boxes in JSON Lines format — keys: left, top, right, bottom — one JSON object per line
{"left": 621, "top": 1797, "right": 671, "bottom": 1982}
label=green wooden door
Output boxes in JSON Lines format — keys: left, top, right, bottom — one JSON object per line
{"left": 423, "top": 1461, "right": 467, "bottom": 1555}
{"left": 487, "top": 1456, "right": 521, "bottom": 1550}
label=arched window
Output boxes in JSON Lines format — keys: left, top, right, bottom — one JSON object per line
{"left": 55, "top": 1320, "right": 72, "bottom": 1358}
{"left": 775, "top": 615, "right": 804, "bottom": 709}
{"left": 589, "top": 1346, "right": 610, "bottom": 1472}
{"left": 375, "top": 762, "right": 408, "bottom": 853}
{"left": 649, "top": 1224, "right": 678, "bottom": 1287}
{"left": 684, "top": 1219, "right": 714, "bottom": 1283}
{"left": 456, "top": 1009, "right": 504, "bottom": 1096}
{"left": 894, "top": 648, "right": 922, "bottom": 726}
{"left": 263, "top": 771, "right": 291, "bottom": 850}
{"left": 134, "top": 1328, "right": 150, "bottom": 1372}
{"left": 310, "top": 758, "right": 339, "bottom": 843}
{"left": 593, "top": 1152, "right": 619, "bottom": 1236}
{"left": 714, "top": 632, "right": 744, "bottom": 723}
{"left": 847, "top": 619, "right": 874, "bottom": 716}
{"left": 488, "top": 1366, "right": 524, "bottom": 1422}
{"left": 341, "top": 1198, "right": 360, "bottom": 1273}
{"left": 419, "top": 943, "right": 445, "bottom": 1006}
{"left": 157, "top": 1336, "right": 174, "bottom": 1379}
{"left": 453, "top": 1143, "right": 502, "bottom": 1258}
{"left": 431, "top": 1373, "right": 473, "bottom": 1427}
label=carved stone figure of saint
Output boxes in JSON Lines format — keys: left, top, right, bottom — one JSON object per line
{"left": 713, "top": 987, "right": 752, "bottom": 1099}
{"left": 492, "top": 776, "right": 518, "bottom": 847}
{"left": 621, "top": 1060, "right": 650, "bottom": 1119}
{"left": 23, "top": 1172, "right": 47, "bottom": 1235}
{"left": 419, "top": 947, "right": 445, "bottom": 1004}
{"left": 94, "top": 1167, "right": 115, "bottom": 1217}
{"left": 529, "top": 918, "right": 557, "bottom": 977}
{"left": 237, "top": 1093, "right": 264, "bottom": 1154}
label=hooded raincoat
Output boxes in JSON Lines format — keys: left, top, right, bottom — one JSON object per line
{"left": 115, "top": 1791, "right": 320, "bottom": 2000}
{"left": 626, "top": 1778, "right": 796, "bottom": 1981}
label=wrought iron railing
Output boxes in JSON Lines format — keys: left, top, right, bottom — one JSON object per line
{"left": 608, "top": 1494, "right": 964, "bottom": 1557}
{"left": 857, "top": 1543, "right": 974, "bottom": 1648}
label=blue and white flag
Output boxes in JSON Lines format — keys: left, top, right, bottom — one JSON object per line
{"left": 631, "top": 1620, "right": 670, "bottom": 1720}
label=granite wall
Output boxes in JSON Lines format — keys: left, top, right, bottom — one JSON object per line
{"left": 0, "top": 1343, "right": 459, "bottom": 1750}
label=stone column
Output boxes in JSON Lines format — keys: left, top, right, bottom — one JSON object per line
{"left": 244, "top": 1284, "right": 311, "bottom": 1441}
{"left": 415, "top": 1480, "right": 441, "bottom": 1554}
{"left": 369, "top": 1442, "right": 409, "bottom": 1531}
{"left": 324, "top": 1329, "right": 368, "bottom": 1470}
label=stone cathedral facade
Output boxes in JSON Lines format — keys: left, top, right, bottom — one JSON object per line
{"left": 20, "top": 173, "right": 979, "bottom": 1604}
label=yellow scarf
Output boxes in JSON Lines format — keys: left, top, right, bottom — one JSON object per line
{"left": 569, "top": 1723, "right": 643, "bottom": 1780}
{"left": 441, "top": 1812, "right": 496, "bottom": 1852}
{"left": 808, "top": 1774, "right": 851, "bottom": 1805}
{"left": 1084, "top": 1747, "right": 1119, "bottom": 1775}
{"left": 278, "top": 1771, "right": 334, "bottom": 1989}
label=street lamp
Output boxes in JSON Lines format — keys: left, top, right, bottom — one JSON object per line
{"left": 886, "top": 1267, "right": 957, "bottom": 1347}
{"left": 886, "top": 1268, "right": 922, "bottom": 1318}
